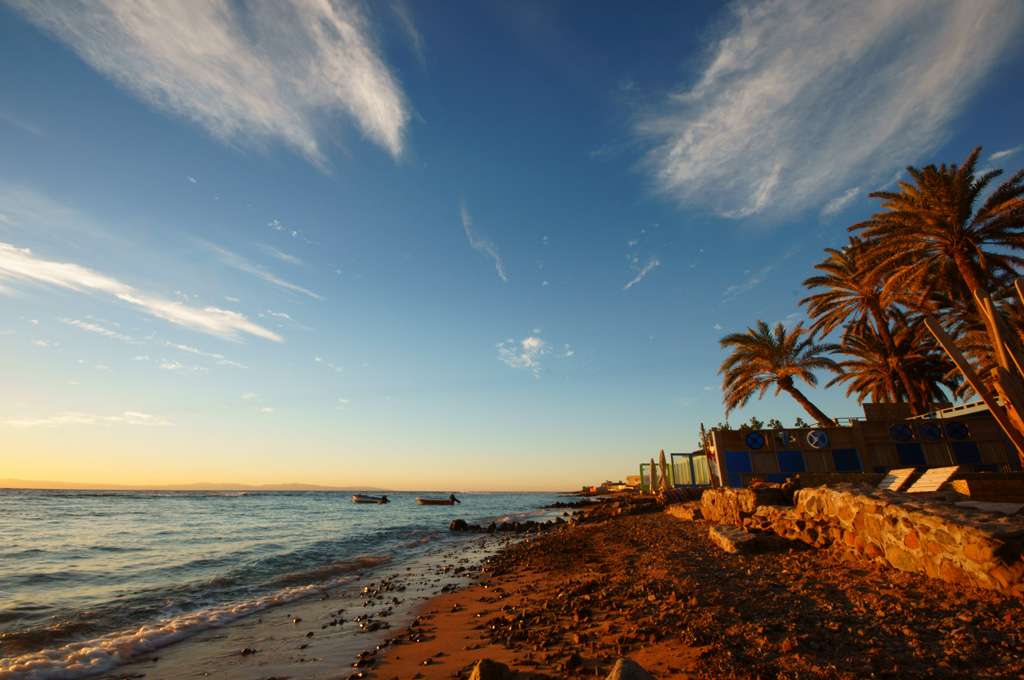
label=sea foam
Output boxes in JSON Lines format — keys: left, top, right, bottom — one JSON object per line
{"left": 0, "top": 555, "right": 388, "bottom": 680}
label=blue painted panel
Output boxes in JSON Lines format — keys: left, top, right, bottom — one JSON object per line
{"left": 777, "top": 450, "right": 806, "bottom": 474}
{"left": 724, "top": 451, "right": 752, "bottom": 488}
{"left": 896, "top": 443, "right": 926, "bottom": 466}
{"left": 952, "top": 442, "right": 982, "bottom": 466}
{"left": 832, "top": 448, "right": 862, "bottom": 472}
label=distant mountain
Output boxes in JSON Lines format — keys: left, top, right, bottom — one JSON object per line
{"left": 0, "top": 479, "right": 383, "bottom": 492}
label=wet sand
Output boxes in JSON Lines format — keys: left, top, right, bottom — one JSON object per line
{"left": 99, "top": 536, "right": 516, "bottom": 680}
{"left": 374, "top": 512, "right": 1024, "bottom": 679}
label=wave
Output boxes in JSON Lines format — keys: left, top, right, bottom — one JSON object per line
{"left": 0, "top": 554, "right": 386, "bottom": 680}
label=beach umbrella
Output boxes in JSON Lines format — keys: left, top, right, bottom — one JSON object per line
{"left": 649, "top": 457, "right": 657, "bottom": 494}
{"left": 659, "top": 449, "right": 669, "bottom": 492}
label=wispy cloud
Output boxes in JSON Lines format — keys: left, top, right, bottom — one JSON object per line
{"left": 0, "top": 110, "right": 44, "bottom": 137}
{"left": 61, "top": 318, "right": 139, "bottom": 343}
{"left": 4, "top": 411, "right": 171, "bottom": 427}
{"left": 820, "top": 186, "right": 861, "bottom": 219}
{"left": 639, "top": 0, "right": 1023, "bottom": 218}
{"left": 391, "top": 0, "right": 425, "bottom": 65}
{"left": 497, "top": 335, "right": 548, "bottom": 377}
{"left": 12, "top": 0, "right": 409, "bottom": 164}
{"left": 624, "top": 257, "right": 660, "bottom": 290}
{"left": 203, "top": 242, "right": 322, "bottom": 300}
{"left": 314, "top": 355, "right": 343, "bottom": 374}
{"left": 257, "top": 244, "right": 303, "bottom": 266}
{"left": 991, "top": 145, "right": 1022, "bottom": 162}
{"left": 0, "top": 242, "right": 281, "bottom": 342}
{"left": 461, "top": 204, "right": 508, "bottom": 282}
{"left": 165, "top": 342, "right": 245, "bottom": 369}
{"left": 722, "top": 246, "right": 800, "bottom": 302}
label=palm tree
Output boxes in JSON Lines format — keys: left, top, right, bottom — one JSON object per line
{"left": 852, "top": 146, "right": 1024, "bottom": 304}
{"left": 801, "top": 237, "right": 926, "bottom": 412}
{"left": 719, "top": 321, "right": 837, "bottom": 426}
{"left": 828, "top": 321, "right": 957, "bottom": 405}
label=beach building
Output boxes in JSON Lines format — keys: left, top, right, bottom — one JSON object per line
{"left": 705, "top": 402, "right": 1020, "bottom": 488}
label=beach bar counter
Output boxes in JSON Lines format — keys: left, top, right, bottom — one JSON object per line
{"left": 706, "top": 402, "right": 1020, "bottom": 488}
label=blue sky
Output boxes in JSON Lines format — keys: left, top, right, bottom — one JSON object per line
{"left": 1, "top": 0, "right": 1023, "bottom": 490}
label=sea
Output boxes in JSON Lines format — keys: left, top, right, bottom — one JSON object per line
{"left": 0, "top": 489, "right": 564, "bottom": 678}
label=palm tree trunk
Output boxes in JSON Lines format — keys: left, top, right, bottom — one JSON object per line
{"left": 868, "top": 304, "right": 926, "bottom": 413}
{"left": 779, "top": 382, "right": 832, "bottom": 427}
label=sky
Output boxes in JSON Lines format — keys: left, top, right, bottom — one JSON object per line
{"left": 1, "top": 0, "right": 1023, "bottom": 491}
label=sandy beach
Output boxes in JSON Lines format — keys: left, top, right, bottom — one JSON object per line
{"left": 369, "top": 509, "right": 1023, "bottom": 679}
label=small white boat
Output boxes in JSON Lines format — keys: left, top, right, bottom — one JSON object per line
{"left": 352, "top": 494, "right": 389, "bottom": 504}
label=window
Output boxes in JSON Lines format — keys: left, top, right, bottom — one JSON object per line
{"left": 723, "top": 451, "right": 752, "bottom": 488}
{"left": 831, "top": 448, "right": 862, "bottom": 472}
{"left": 951, "top": 442, "right": 982, "bottom": 466}
{"left": 895, "top": 443, "right": 925, "bottom": 466}
{"left": 777, "top": 450, "right": 806, "bottom": 474}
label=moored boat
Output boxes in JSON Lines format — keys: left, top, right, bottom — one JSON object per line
{"left": 416, "top": 495, "right": 461, "bottom": 505}
{"left": 352, "top": 494, "right": 389, "bottom": 504}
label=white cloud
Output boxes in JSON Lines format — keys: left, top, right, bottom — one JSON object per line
{"left": 264, "top": 310, "right": 294, "bottom": 321}
{"left": 460, "top": 204, "right": 508, "bottom": 282}
{"left": 203, "top": 242, "right": 322, "bottom": 300}
{"left": 32, "top": 339, "right": 57, "bottom": 348}
{"left": 241, "top": 392, "right": 258, "bottom": 400}
{"left": 624, "top": 257, "right": 660, "bottom": 290}
{"left": 12, "top": 0, "right": 409, "bottom": 164}
{"left": 820, "top": 186, "right": 861, "bottom": 219}
{"left": 639, "top": 0, "right": 1023, "bottom": 218}
{"left": 260, "top": 406, "right": 275, "bottom": 414}
{"left": 4, "top": 410, "right": 171, "bottom": 427}
{"left": 187, "top": 176, "right": 198, "bottom": 184}
{"left": 497, "top": 335, "right": 548, "bottom": 377}
{"left": 62, "top": 318, "right": 139, "bottom": 343}
{"left": 713, "top": 323, "right": 723, "bottom": 331}
{"left": 991, "top": 145, "right": 1022, "bottom": 162}
{"left": 0, "top": 242, "right": 281, "bottom": 342}
{"left": 722, "top": 246, "right": 799, "bottom": 302}
{"left": 391, "top": 0, "right": 425, "bottom": 65}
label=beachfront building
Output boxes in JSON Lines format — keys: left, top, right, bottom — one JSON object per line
{"left": 706, "top": 402, "right": 1020, "bottom": 488}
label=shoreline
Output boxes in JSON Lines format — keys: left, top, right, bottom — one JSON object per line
{"left": 372, "top": 508, "right": 1024, "bottom": 679}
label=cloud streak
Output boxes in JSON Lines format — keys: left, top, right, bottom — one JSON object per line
{"left": 991, "top": 145, "right": 1022, "bottom": 162}
{"left": 204, "top": 242, "right": 322, "bottom": 300}
{"left": 0, "top": 242, "right": 281, "bottom": 342}
{"left": 639, "top": 0, "right": 1023, "bottom": 218}
{"left": 11, "top": 0, "right": 410, "bottom": 164}
{"left": 461, "top": 204, "right": 508, "bottom": 282}
{"left": 624, "top": 257, "right": 660, "bottom": 290}
{"left": 5, "top": 411, "right": 171, "bottom": 427}
{"left": 820, "top": 186, "right": 861, "bottom": 218}
{"left": 497, "top": 335, "right": 547, "bottom": 377}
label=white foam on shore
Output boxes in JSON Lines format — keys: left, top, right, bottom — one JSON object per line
{"left": 0, "top": 555, "right": 388, "bottom": 680}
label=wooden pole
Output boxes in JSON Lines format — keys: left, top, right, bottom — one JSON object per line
{"left": 924, "top": 315, "right": 1024, "bottom": 463}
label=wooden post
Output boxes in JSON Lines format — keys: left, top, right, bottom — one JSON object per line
{"left": 924, "top": 315, "right": 1024, "bottom": 464}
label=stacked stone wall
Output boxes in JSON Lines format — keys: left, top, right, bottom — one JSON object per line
{"left": 695, "top": 485, "right": 1024, "bottom": 595}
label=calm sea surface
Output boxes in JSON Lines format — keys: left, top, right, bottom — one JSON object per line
{"left": 0, "top": 489, "right": 562, "bottom": 674}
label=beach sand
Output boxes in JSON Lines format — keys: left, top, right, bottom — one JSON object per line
{"left": 372, "top": 512, "right": 1024, "bottom": 679}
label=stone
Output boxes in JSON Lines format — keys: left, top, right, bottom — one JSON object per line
{"left": 468, "top": 658, "right": 511, "bottom": 680}
{"left": 449, "top": 519, "right": 469, "bottom": 531}
{"left": 605, "top": 657, "right": 655, "bottom": 680}
{"left": 903, "top": 531, "right": 920, "bottom": 550}
{"left": 666, "top": 502, "right": 702, "bottom": 521}
{"left": 709, "top": 524, "right": 757, "bottom": 553}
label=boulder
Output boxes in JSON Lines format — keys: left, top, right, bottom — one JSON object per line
{"left": 605, "top": 657, "right": 655, "bottom": 680}
{"left": 708, "top": 524, "right": 758, "bottom": 554}
{"left": 449, "top": 519, "right": 469, "bottom": 531}
{"left": 469, "top": 658, "right": 511, "bottom": 680}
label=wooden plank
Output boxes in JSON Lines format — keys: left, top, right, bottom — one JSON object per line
{"left": 877, "top": 468, "right": 915, "bottom": 492}
{"left": 906, "top": 465, "right": 960, "bottom": 493}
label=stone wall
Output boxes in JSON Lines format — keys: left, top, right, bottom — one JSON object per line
{"left": 696, "top": 484, "right": 1024, "bottom": 595}
{"left": 791, "top": 486, "right": 1024, "bottom": 594}
{"left": 699, "top": 486, "right": 788, "bottom": 525}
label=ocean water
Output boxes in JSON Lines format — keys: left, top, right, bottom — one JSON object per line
{"left": 0, "top": 489, "right": 562, "bottom": 678}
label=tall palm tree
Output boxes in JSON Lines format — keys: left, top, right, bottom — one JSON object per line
{"left": 801, "top": 237, "right": 926, "bottom": 412}
{"left": 719, "top": 321, "right": 837, "bottom": 426}
{"left": 828, "top": 321, "right": 957, "bottom": 406}
{"left": 852, "top": 146, "right": 1024, "bottom": 304}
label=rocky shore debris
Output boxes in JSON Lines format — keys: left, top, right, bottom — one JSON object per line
{"left": 605, "top": 657, "right": 654, "bottom": 680}
{"left": 449, "top": 518, "right": 565, "bottom": 533}
{"left": 707, "top": 524, "right": 757, "bottom": 553}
